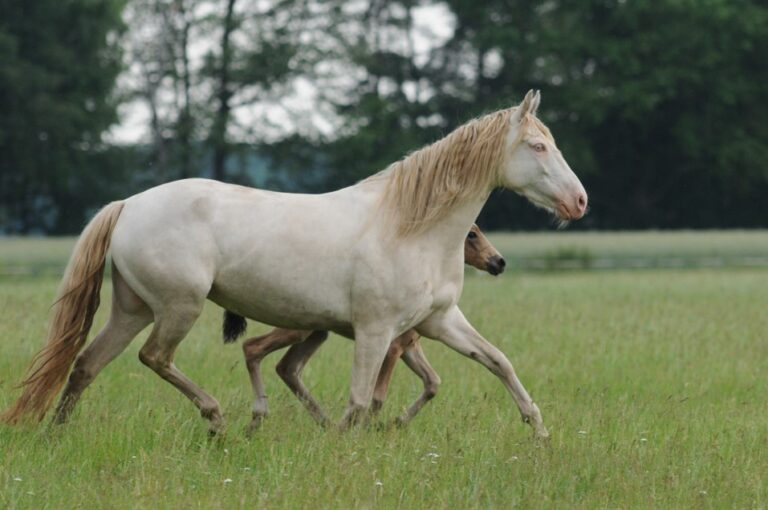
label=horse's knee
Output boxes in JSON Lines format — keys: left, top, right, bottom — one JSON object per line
{"left": 275, "top": 357, "right": 296, "bottom": 384}
{"left": 68, "top": 356, "right": 95, "bottom": 387}
{"left": 425, "top": 375, "right": 441, "bottom": 400}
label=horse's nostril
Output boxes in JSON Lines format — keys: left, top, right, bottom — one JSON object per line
{"left": 487, "top": 256, "right": 506, "bottom": 275}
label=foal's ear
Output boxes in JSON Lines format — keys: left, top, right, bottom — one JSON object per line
{"left": 510, "top": 89, "right": 540, "bottom": 123}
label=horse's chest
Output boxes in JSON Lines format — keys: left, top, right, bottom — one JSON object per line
{"left": 389, "top": 276, "right": 460, "bottom": 329}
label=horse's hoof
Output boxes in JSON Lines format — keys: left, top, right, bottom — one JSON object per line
{"left": 533, "top": 427, "right": 551, "bottom": 442}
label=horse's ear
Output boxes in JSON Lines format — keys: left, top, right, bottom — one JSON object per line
{"left": 510, "top": 89, "right": 538, "bottom": 123}
{"left": 529, "top": 90, "right": 541, "bottom": 115}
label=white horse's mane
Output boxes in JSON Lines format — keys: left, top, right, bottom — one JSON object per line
{"left": 367, "top": 107, "right": 554, "bottom": 236}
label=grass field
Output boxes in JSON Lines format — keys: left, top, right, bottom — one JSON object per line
{"left": 1, "top": 234, "right": 767, "bottom": 508}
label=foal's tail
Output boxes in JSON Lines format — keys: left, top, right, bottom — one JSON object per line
{"left": 222, "top": 310, "right": 247, "bottom": 343}
{"left": 0, "top": 201, "right": 125, "bottom": 424}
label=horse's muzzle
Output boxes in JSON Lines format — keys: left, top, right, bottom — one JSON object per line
{"left": 487, "top": 256, "right": 506, "bottom": 276}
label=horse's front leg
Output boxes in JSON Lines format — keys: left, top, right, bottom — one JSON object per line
{"left": 339, "top": 326, "right": 394, "bottom": 429}
{"left": 418, "top": 306, "right": 549, "bottom": 439}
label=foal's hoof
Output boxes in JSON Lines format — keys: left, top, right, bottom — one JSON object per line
{"left": 394, "top": 414, "right": 413, "bottom": 428}
{"left": 373, "top": 420, "right": 394, "bottom": 432}
{"left": 245, "top": 414, "right": 266, "bottom": 437}
{"left": 201, "top": 406, "right": 224, "bottom": 437}
{"left": 207, "top": 421, "right": 224, "bottom": 438}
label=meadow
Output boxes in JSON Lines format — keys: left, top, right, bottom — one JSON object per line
{"left": 1, "top": 233, "right": 767, "bottom": 508}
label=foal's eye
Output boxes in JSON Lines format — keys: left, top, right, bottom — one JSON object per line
{"left": 533, "top": 143, "right": 546, "bottom": 153}
{"left": 467, "top": 231, "right": 478, "bottom": 240}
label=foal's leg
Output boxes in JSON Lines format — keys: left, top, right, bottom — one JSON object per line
{"left": 370, "top": 332, "right": 441, "bottom": 424}
{"left": 370, "top": 340, "right": 406, "bottom": 414}
{"left": 394, "top": 342, "right": 441, "bottom": 425}
{"left": 54, "top": 266, "right": 152, "bottom": 423}
{"left": 138, "top": 303, "right": 224, "bottom": 435}
{"left": 418, "top": 306, "right": 549, "bottom": 439}
{"left": 371, "top": 329, "right": 419, "bottom": 413}
{"left": 241, "top": 328, "right": 313, "bottom": 430}
{"left": 274, "top": 331, "right": 330, "bottom": 426}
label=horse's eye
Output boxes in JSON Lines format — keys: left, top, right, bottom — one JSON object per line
{"left": 467, "top": 231, "right": 477, "bottom": 240}
{"left": 533, "top": 143, "right": 546, "bottom": 153}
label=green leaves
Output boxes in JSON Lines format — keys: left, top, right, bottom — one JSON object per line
{"left": 0, "top": 0, "right": 125, "bottom": 233}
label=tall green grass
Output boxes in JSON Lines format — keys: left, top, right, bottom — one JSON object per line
{"left": 1, "top": 265, "right": 767, "bottom": 508}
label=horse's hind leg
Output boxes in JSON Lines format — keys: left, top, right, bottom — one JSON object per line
{"left": 241, "top": 328, "right": 313, "bottom": 431}
{"left": 54, "top": 266, "right": 152, "bottom": 424}
{"left": 138, "top": 303, "right": 223, "bottom": 434}
{"left": 274, "top": 331, "right": 330, "bottom": 426}
{"left": 395, "top": 342, "right": 441, "bottom": 425}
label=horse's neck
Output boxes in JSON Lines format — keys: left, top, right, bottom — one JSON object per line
{"left": 423, "top": 196, "right": 488, "bottom": 253}
{"left": 348, "top": 176, "right": 488, "bottom": 251}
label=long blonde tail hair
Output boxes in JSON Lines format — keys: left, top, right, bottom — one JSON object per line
{"left": 1, "top": 201, "right": 125, "bottom": 424}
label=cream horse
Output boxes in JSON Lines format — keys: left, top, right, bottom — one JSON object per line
{"left": 228, "top": 224, "right": 505, "bottom": 429}
{"left": 1, "top": 91, "right": 586, "bottom": 438}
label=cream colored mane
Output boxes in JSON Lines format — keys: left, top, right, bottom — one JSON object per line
{"left": 370, "top": 107, "right": 553, "bottom": 236}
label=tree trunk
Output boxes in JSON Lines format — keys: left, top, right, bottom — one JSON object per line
{"left": 177, "top": 1, "right": 193, "bottom": 178}
{"left": 211, "top": 0, "right": 237, "bottom": 181}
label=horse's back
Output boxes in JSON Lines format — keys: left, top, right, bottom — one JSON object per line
{"left": 109, "top": 179, "right": 373, "bottom": 327}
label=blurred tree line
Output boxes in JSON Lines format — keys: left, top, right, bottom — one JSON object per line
{"left": 1, "top": 0, "right": 766, "bottom": 233}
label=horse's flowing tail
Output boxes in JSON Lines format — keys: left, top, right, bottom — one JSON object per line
{"left": 0, "top": 201, "right": 125, "bottom": 424}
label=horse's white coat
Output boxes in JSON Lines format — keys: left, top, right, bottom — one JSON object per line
{"left": 90, "top": 91, "right": 586, "bottom": 436}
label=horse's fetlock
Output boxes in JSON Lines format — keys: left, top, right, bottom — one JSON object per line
{"left": 200, "top": 403, "right": 222, "bottom": 421}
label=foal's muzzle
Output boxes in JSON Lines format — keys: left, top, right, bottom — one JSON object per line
{"left": 487, "top": 256, "right": 506, "bottom": 276}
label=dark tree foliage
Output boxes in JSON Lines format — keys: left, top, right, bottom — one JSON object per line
{"left": 2, "top": 0, "right": 766, "bottom": 233}
{"left": 310, "top": 0, "right": 768, "bottom": 230}
{"left": 0, "top": 0, "right": 127, "bottom": 233}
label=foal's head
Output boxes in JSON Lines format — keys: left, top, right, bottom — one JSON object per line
{"left": 501, "top": 90, "right": 588, "bottom": 224}
{"left": 464, "top": 224, "right": 505, "bottom": 275}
